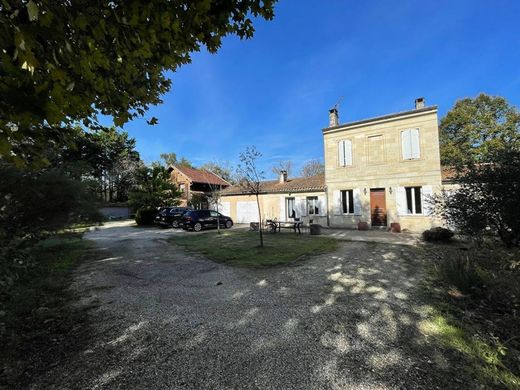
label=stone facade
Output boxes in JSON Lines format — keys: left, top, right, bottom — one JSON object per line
{"left": 323, "top": 105, "right": 443, "bottom": 231}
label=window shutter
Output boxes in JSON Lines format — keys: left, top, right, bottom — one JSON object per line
{"left": 396, "top": 186, "right": 407, "bottom": 215}
{"left": 280, "top": 196, "right": 286, "bottom": 220}
{"left": 318, "top": 195, "right": 327, "bottom": 216}
{"left": 421, "top": 185, "right": 433, "bottom": 215}
{"left": 338, "top": 140, "right": 346, "bottom": 166}
{"left": 333, "top": 190, "right": 341, "bottom": 215}
{"left": 353, "top": 188, "right": 362, "bottom": 215}
{"left": 401, "top": 130, "right": 412, "bottom": 160}
{"left": 345, "top": 139, "right": 352, "bottom": 166}
{"left": 410, "top": 128, "right": 420, "bottom": 159}
{"left": 298, "top": 197, "right": 307, "bottom": 217}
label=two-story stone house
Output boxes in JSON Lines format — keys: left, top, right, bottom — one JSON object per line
{"left": 220, "top": 98, "right": 444, "bottom": 232}
{"left": 323, "top": 98, "right": 442, "bottom": 231}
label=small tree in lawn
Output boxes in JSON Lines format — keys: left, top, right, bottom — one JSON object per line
{"left": 237, "top": 146, "right": 265, "bottom": 247}
{"left": 202, "top": 169, "right": 226, "bottom": 234}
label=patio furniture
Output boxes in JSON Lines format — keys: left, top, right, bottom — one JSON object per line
{"left": 266, "top": 219, "right": 302, "bottom": 234}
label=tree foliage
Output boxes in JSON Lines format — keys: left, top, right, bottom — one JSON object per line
{"left": 236, "top": 146, "right": 264, "bottom": 246}
{"left": 0, "top": 0, "right": 277, "bottom": 163}
{"left": 440, "top": 94, "right": 520, "bottom": 167}
{"left": 432, "top": 147, "right": 520, "bottom": 246}
{"left": 160, "top": 152, "right": 192, "bottom": 168}
{"left": 300, "top": 159, "right": 324, "bottom": 177}
{"left": 128, "top": 163, "right": 181, "bottom": 217}
{"left": 200, "top": 161, "right": 234, "bottom": 183}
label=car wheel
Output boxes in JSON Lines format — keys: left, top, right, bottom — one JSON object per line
{"left": 193, "top": 222, "right": 202, "bottom": 232}
{"left": 172, "top": 220, "right": 179, "bottom": 228}
{"left": 225, "top": 220, "right": 233, "bottom": 229}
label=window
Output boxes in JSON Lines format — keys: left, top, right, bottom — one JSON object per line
{"left": 179, "top": 183, "right": 185, "bottom": 191}
{"left": 401, "top": 128, "right": 420, "bottom": 160}
{"left": 405, "top": 186, "right": 422, "bottom": 214}
{"left": 341, "top": 190, "right": 354, "bottom": 214}
{"left": 285, "top": 197, "right": 295, "bottom": 219}
{"left": 338, "top": 139, "right": 352, "bottom": 167}
{"left": 307, "top": 196, "right": 319, "bottom": 215}
{"left": 210, "top": 211, "right": 218, "bottom": 217}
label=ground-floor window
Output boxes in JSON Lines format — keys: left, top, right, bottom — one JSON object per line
{"left": 307, "top": 196, "right": 319, "bottom": 215}
{"left": 285, "top": 197, "right": 295, "bottom": 219}
{"left": 341, "top": 190, "right": 354, "bottom": 214}
{"left": 405, "top": 186, "right": 422, "bottom": 214}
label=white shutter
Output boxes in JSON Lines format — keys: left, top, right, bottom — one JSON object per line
{"left": 410, "top": 128, "right": 420, "bottom": 159}
{"left": 318, "top": 195, "right": 326, "bottom": 217}
{"left": 421, "top": 185, "right": 433, "bottom": 215}
{"left": 344, "top": 140, "right": 352, "bottom": 166}
{"left": 333, "top": 190, "right": 341, "bottom": 215}
{"left": 297, "top": 197, "right": 307, "bottom": 217}
{"left": 338, "top": 140, "right": 346, "bottom": 167}
{"left": 396, "top": 186, "right": 407, "bottom": 215}
{"left": 279, "top": 196, "right": 286, "bottom": 220}
{"left": 353, "top": 188, "right": 362, "bottom": 215}
{"left": 401, "top": 130, "right": 412, "bottom": 160}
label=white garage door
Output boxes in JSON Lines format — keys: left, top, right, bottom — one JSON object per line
{"left": 219, "top": 201, "right": 231, "bottom": 217}
{"left": 236, "top": 201, "right": 258, "bottom": 224}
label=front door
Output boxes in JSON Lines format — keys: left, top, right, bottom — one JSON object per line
{"left": 370, "top": 188, "right": 387, "bottom": 227}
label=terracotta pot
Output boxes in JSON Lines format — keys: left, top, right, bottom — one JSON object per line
{"left": 357, "top": 221, "right": 369, "bottom": 231}
{"left": 390, "top": 222, "right": 401, "bottom": 233}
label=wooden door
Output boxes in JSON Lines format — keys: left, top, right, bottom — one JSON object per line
{"left": 370, "top": 189, "right": 387, "bottom": 227}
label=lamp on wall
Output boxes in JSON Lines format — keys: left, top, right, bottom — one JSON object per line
{"left": 389, "top": 187, "right": 393, "bottom": 194}
{"left": 363, "top": 188, "right": 367, "bottom": 195}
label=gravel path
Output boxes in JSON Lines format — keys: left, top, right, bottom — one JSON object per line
{"left": 31, "top": 222, "right": 462, "bottom": 390}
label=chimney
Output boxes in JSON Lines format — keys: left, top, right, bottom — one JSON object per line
{"left": 328, "top": 107, "right": 339, "bottom": 127}
{"left": 279, "top": 170, "right": 288, "bottom": 183}
{"left": 415, "top": 97, "right": 425, "bottom": 109}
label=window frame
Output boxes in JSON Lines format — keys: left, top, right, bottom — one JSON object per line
{"left": 401, "top": 128, "right": 421, "bottom": 161}
{"left": 405, "top": 186, "right": 423, "bottom": 214}
{"left": 285, "top": 197, "right": 296, "bottom": 219}
{"left": 340, "top": 189, "right": 354, "bottom": 214}
{"left": 306, "top": 196, "right": 319, "bottom": 215}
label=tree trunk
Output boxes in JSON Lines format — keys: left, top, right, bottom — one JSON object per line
{"left": 216, "top": 198, "right": 220, "bottom": 234}
{"left": 255, "top": 193, "right": 263, "bottom": 247}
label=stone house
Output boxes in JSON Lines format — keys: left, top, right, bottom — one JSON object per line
{"left": 220, "top": 98, "right": 449, "bottom": 232}
{"left": 168, "top": 165, "right": 230, "bottom": 207}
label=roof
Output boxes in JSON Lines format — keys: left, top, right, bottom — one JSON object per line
{"left": 221, "top": 174, "right": 325, "bottom": 196}
{"left": 172, "top": 165, "right": 230, "bottom": 186}
{"left": 323, "top": 106, "right": 438, "bottom": 133}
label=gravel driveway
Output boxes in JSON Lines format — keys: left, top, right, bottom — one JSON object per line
{"left": 31, "top": 221, "right": 460, "bottom": 390}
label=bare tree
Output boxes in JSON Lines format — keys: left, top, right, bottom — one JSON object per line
{"left": 270, "top": 160, "right": 293, "bottom": 178}
{"left": 237, "top": 146, "right": 265, "bottom": 247}
{"left": 201, "top": 168, "right": 228, "bottom": 234}
{"left": 300, "top": 159, "right": 325, "bottom": 177}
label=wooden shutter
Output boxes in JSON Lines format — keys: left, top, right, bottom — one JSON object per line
{"left": 421, "top": 185, "right": 433, "bottom": 215}
{"left": 401, "top": 130, "right": 412, "bottom": 160}
{"left": 396, "top": 186, "right": 408, "bottom": 215}
{"left": 280, "top": 196, "right": 286, "bottom": 220}
{"left": 353, "top": 188, "right": 362, "bottom": 215}
{"left": 338, "top": 140, "right": 346, "bottom": 166}
{"left": 344, "top": 140, "right": 352, "bottom": 166}
{"left": 410, "top": 128, "right": 420, "bottom": 159}
{"left": 333, "top": 190, "right": 341, "bottom": 215}
{"left": 318, "top": 195, "right": 327, "bottom": 217}
{"left": 297, "top": 197, "right": 307, "bottom": 217}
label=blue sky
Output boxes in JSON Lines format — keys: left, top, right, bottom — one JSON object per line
{"left": 115, "top": 0, "right": 520, "bottom": 178}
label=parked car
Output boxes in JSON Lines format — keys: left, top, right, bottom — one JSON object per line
{"left": 181, "top": 210, "right": 233, "bottom": 232}
{"left": 154, "top": 207, "right": 192, "bottom": 228}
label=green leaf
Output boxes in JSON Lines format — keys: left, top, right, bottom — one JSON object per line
{"left": 27, "top": 1, "right": 39, "bottom": 22}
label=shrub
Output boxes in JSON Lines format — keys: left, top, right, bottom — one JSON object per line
{"left": 435, "top": 251, "right": 486, "bottom": 295}
{"left": 135, "top": 208, "right": 157, "bottom": 225}
{"left": 423, "top": 227, "right": 455, "bottom": 242}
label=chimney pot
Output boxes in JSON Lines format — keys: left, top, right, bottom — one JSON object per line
{"left": 279, "top": 170, "right": 288, "bottom": 183}
{"left": 328, "top": 108, "right": 339, "bottom": 127}
{"left": 415, "top": 97, "right": 425, "bottom": 109}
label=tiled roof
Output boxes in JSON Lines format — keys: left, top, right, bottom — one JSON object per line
{"left": 222, "top": 174, "right": 325, "bottom": 196}
{"left": 173, "top": 165, "right": 230, "bottom": 186}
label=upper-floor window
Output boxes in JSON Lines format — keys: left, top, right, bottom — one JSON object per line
{"left": 401, "top": 128, "right": 420, "bottom": 160}
{"left": 179, "top": 183, "right": 185, "bottom": 191}
{"left": 338, "top": 139, "right": 352, "bottom": 167}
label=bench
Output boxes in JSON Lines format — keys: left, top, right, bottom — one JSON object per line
{"left": 266, "top": 220, "right": 302, "bottom": 234}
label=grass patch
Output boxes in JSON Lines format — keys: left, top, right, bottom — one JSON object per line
{"left": 169, "top": 230, "right": 338, "bottom": 267}
{"left": 0, "top": 233, "right": 94, "bottom": 388}
{"left": 422, "top": 244, "right": 520, "bottom": 389}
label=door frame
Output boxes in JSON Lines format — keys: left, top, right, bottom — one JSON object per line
{"left": 370, "top": 188, "right": 387, "bottom": 227}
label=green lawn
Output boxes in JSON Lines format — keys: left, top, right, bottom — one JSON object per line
{"left": 169, "top": 230, "right": 338, "bottom": 267}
